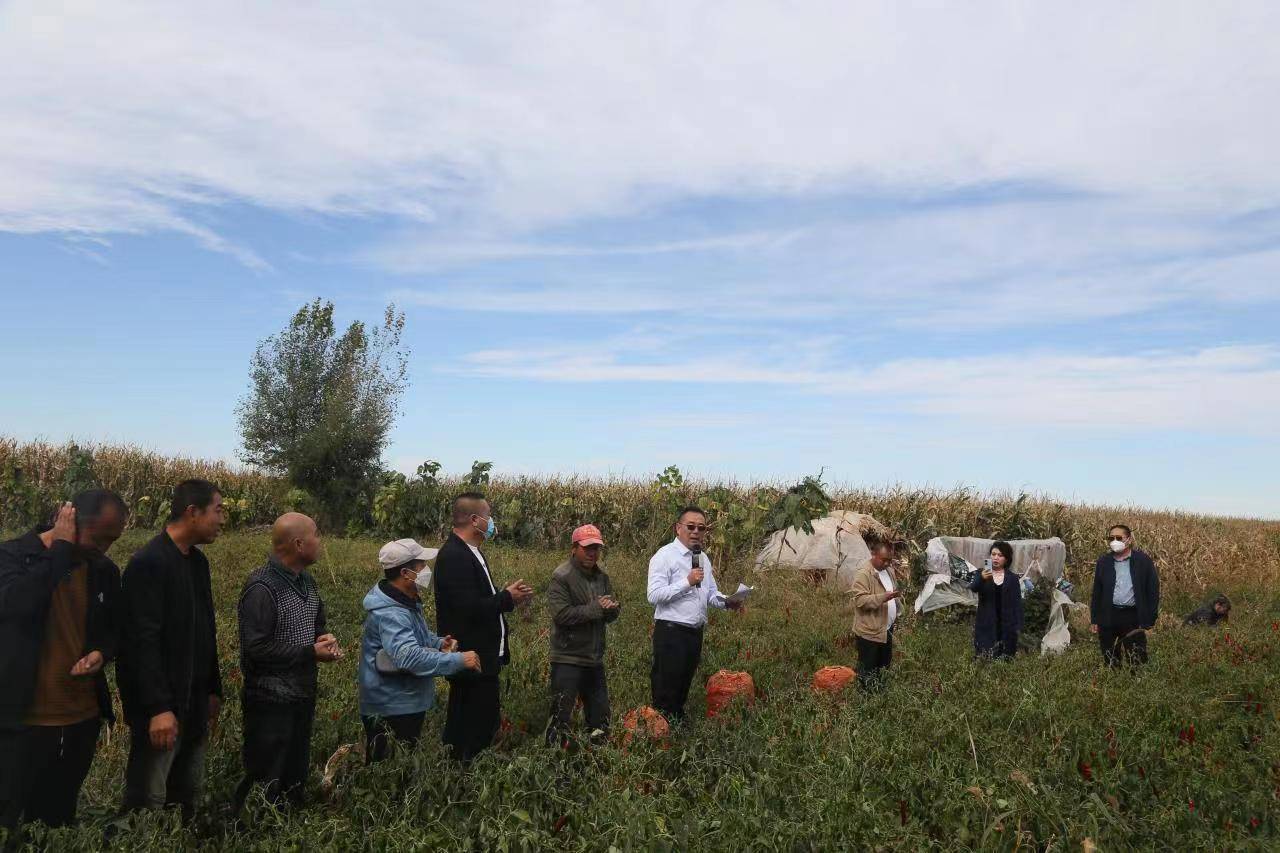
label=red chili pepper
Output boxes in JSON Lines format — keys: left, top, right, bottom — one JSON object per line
{"left": 553, "top": 815, "right": 568, "bottom": 834}
{"left": 1188, "top": 799, "right": 1195, "bottom": 812}
{"left": 1251, "top": 817, "right": 1261, "bottom": 830}
{"left": 899, "top": 799, "right": 908, "bottom": 826}
{"left": 1138, "top": 766, "right": 1146, "bottom": 779}
{"left": 1078, "top": 761, "right": 1093, "bottom": 781}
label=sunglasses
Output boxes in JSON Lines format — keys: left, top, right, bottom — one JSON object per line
{"left": 682, "top": 523, "right": 708, "bottom": 533}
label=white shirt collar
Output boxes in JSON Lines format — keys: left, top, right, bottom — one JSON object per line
{"left": 672, "top": 538, "right": 709, "bottom": 557}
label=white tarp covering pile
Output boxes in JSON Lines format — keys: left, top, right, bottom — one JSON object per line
{"left": 754, "top": 510, "right": 893, "bottom": 589}
{"left": 912, "top": 536, "right": 1084, "bottom": 654}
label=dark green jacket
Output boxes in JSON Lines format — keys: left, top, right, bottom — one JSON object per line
{"left": 547, "top": 557, "right": 619, "bottom": 667}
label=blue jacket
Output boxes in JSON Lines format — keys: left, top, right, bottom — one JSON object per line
{"left": 359, "top": 581, "right": 465, "bottom": 717}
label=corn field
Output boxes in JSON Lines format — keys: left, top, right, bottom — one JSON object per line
{"left": 4, "top": 436, "right": 1276, "bottom": 599}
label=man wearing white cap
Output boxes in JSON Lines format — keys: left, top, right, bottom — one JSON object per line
{"left": 545, "top": 524, "right": 619, "bottom": 746}
{"left": 358, "top": 538, "right": 480, "bottom": 763}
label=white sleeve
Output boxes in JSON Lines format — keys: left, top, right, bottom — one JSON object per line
{"left": 646, "top": 550, "right": 694, "bottom": 605}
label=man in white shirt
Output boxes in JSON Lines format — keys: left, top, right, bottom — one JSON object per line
{"left": 646, "top": 506, "right": 742, "bottom": 722}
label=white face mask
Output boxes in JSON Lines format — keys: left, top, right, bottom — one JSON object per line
{"left": 409, "top": 567, "right": 432, "bottom": 592}
{"left": 1110, "top": 539, "right": 1129, "bottom": 554}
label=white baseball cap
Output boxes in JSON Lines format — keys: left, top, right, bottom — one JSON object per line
{"left": 378, "top": 538, "right": 439, "bottom": 571}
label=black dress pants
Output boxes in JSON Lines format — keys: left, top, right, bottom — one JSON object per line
{"left": 443, "top": 675, "right": 500, "bottom": 763}
{"left": 362, "top": 712, "right": 426, "bottom": 764}
{"left": 1099, "top": 607, "right": 1148, "bottom": 667}
{"left": 233, "top": 699, "right": 315, "bottom": 814}
{"left": 0, "top": 717, "right": 100, "bottom": 833}
{"left": 650, "top": 620, "right": 703, "bottom": 722}
{"left": 546, "top": 663, "right": 610, "bottom": 746}
{"left": 856, "top": 632, "right": 893, "bottom": 690}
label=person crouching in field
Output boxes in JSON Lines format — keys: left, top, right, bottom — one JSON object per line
{"left": 0, "top": 492, "right": 126, "bottom": 837}
{"left": 232, "top": 513, "right": 341, "bottom": 816}
{"left": 359, "top": 539, "right": 479, "bottom": 763}
{"left": 1184, "top": 593, "right": 1231, "bottom": 627}
{"left": 969, "top": 541, "right": 1023, "bottom": 660}
{"left": 1090, "top": 524, "right": 1160, "bottom": 667}
{"left": 850, "top": 539, "right": 902, "bottom": 690}
{"left": 546, "top": 525, "right": 620, "bottom": 747}
{"left": 117, "top": 479, "right": 224, "bottom": 821}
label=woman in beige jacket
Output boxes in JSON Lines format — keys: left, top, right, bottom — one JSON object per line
{"left": 849, "top": 541, "right": 902, "bottom": 689}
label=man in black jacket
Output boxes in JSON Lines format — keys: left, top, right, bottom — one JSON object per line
{"left": 545, "top": 524, "right": 619, "bottom": 747}
{"left": 434, "top": 493, "right": 533, "bottom": 762}
{"left": 1090, "top": 524, "right": 1160, "bottom": 667}
{"left": 232, "top": 512, "right": 340, "bottom": 816}
{"left": 117, "top": 479, "right": 225, "bottom": 819}
{"left": 0, "top": 492, "right": 126, "bottom": 835}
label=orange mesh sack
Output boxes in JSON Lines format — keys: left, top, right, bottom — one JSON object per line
{"left": 812, "top": 665, "right": 856, "bottom": 694}
{"left": 621, "top": 706, "right": 670, "bottom": 748}
{"left": 705, "top": 670, "right": 756, "bottom": 719}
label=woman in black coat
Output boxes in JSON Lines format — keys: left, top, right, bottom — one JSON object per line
{"left": 968, "top": 541, "right": 1023, "bottom": 659}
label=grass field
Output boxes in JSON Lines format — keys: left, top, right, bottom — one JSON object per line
{"left": 12, "top": 528, "right": 1279, "bottom": 851}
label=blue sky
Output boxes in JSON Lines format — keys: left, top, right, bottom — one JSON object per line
{"left": 2, "top": 2, "right": 1278, "bottom": 518}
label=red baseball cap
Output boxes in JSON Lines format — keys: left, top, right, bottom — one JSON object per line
{"left": 571, "top": 524, "right": 605, "bottom": 547}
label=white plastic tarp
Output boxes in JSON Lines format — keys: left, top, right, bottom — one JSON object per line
{"left": 913, "top": 536, "right": 1067, "bottom": 614}
{"left": 924, "top": 536, "right": 1066, "bottom": 583}
{"left": 754, "top": 510, "right": 884, "bottom": 589}
{"left": 1041, "top": 589, "right": 1087, "bottom": 656}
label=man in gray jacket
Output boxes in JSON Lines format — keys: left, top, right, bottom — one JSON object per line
{"left": 545, "top": 524, "right": 619, "bottom": 746}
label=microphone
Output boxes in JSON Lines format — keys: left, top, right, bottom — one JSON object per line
{"left": 692, "top": 546, "right": 702, "bottom": 589}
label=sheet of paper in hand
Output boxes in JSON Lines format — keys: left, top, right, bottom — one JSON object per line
{"left": 713, "top": 583, "right": 754, "bottom": 606}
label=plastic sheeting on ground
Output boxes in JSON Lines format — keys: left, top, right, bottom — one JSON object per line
{"left": 1042, "top": 589, "right": 1087, "bottom": 655}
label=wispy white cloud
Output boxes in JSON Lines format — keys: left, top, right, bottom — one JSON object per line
{"left": 453, "top": 335, "right": 1280, "bottom": 434}
{"left": 3, "top": 1, "right": 1279, "bottom": 259}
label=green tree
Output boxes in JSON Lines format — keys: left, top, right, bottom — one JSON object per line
{"left": 236, "top": 299, "right": 409, "bottom": 528}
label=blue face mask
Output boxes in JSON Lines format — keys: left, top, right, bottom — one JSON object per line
{"left": 477, "top": 515, "right": 496, "bottom": 540}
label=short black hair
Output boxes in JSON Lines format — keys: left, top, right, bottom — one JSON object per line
{"left": 867, "top": 537, "right": 895, "bottom": 555}
{"left": 452, "top": 492, "right": 488, "bottom": 525}
{"left": 72, "top": 489, "right": 129, "bottom": 526}
{"left": 676, "top": 506, "right": 706, "bottom": 523}
{"left": 1109, "top": 523, "right": 1132, "bottom": 537}
{"left": 991, "top": 541, "right": 1015, "bottom": 570}
{"left": 168, "top": 479, "right": 221, "bottom": 522}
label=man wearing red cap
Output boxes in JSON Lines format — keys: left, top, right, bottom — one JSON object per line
{"left": 545, "top": 524, "right": 619, "bottom": 746}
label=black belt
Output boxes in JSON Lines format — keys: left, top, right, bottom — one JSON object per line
{"left": 656, "top": 619, "right": 704, "bottom": 634}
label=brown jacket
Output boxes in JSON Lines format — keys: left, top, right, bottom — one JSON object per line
{"left": 849, "top": 559, "right": 898, "bottom": 643}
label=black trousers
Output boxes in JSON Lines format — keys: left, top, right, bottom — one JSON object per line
{"left": 546, "top": 663, "right": 610, "bottom": 746}
{"left": 1099, "top": 608, "right": 1148, "bottom": 667}
{"left": 650, "top": 620, "right": 703, "bottom": 722}
{"left": 362, "top": 712, "right": 426, "bottom": 764}
{"left": 0, "top": 717, "right": 101, "bottom": 833}
{"left": 857, "top": 633, "right": 893, "bottom": 690}
{"left": 443, "top": 675, "right": 500, "bottom": 763}
{"left": 233, "top": 700, "right": 315, "bottom": 814}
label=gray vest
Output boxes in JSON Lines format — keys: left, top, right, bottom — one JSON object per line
{"left": 240, "top": 563, "right": 321, "bottom": 703}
